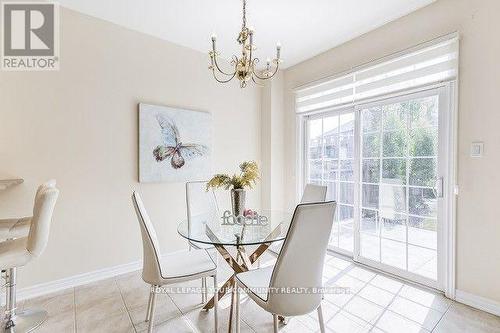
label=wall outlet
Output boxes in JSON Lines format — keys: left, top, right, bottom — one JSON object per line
{"left": 470, "top": 142, "right": 484, "bottom": 157}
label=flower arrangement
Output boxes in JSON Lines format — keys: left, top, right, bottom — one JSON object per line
{"left": 206, "top": 161, "right": 260, "bottom": 190}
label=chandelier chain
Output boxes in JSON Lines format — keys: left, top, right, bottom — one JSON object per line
{"left": 242, "top": 0, "right": 246, "bottom": 29}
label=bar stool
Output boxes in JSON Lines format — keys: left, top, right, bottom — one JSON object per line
{"left": 0, "top": 185, "right": 59, "bottom": 332}
{"left": 0, "top": 180, "right": 56, "bottom": 241}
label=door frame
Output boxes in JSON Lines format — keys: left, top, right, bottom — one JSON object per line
{"left": 297, "top": 81, "right": 457, "bottom": 296}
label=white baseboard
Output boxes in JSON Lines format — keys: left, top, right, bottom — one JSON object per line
{"left": 455, "top": 289, "right": 500, "bottom": 317}
{"left": 17, "top": 260, "right": 142, "bottom": 302}
{"left": 15, "top": 249, "right": 188, "bottom": 302}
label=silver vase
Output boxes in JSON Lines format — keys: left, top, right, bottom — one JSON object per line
{"left": 231, "top": 189, "right": 246, "bottom": 217}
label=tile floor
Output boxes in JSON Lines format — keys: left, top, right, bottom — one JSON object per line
{"left": 15, "top": 253, "right": 500, "bottom": 333}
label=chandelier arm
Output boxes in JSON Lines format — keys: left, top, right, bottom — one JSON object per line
{"left": 251, "top": 60, "right": 280, "bottom": 80}
{"left": 211, "top": 68, "right": 237, "bottom": 83}
{"left": 251, "top": 76, "right": 264, "bottom": 87}
{"left": 213, "top": 55, "right": 237, "bottom": 76}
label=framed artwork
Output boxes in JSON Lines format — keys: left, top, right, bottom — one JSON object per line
{"left": 139, "top": 103, "right": 211, "bottom": 183}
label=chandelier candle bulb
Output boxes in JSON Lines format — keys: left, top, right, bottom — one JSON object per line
{"left": 211, "top": 34, "right": 217, "bottom": 51}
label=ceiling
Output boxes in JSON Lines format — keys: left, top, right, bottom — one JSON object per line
{"left": 57, "top": 0, "right": 436, "bottom": 68}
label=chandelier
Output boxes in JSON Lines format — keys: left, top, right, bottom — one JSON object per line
{"left": 209, "top": 0, "right": 282, "bottom": 88}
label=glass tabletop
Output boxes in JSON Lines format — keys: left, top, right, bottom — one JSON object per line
{"left": 177, "top": 210, "right": 293, "bottom": 246}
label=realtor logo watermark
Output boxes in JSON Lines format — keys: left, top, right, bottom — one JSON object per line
{"left": 1, "top": 2, "right": 59, "bottom": 71}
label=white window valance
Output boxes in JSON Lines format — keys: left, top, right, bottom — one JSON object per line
{"left": 295, "top": 34, "right": 459, "bottom": 114}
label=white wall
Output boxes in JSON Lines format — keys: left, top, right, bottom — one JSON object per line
{"left": 282, "top": 0, "right": 500, "bottom": 302}
{"left": 0, "top": 8, "right": 262, "bottom": 288}
{"left": 260, "top": 72, "right": 285, "bottom": 211}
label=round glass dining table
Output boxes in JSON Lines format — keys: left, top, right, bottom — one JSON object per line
{"left": 176, "top": 210, "right": 293, "bottom": 312}
{"left": 177, "top": 210, "right": 293, "bottom": 247}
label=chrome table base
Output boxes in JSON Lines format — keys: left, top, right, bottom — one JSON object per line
{"left": 202, "top": 224, "right": 282, "bottom": 311}
{"left": 202, "top": 225, "right": 284, "bottom": 332}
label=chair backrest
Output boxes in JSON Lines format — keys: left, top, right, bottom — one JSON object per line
{"left": 27, "top": 186, "right": 59, "bottom": 257}
{"left": 300, "top": 184, "right": 327, "bottom": 203}
{"left": 186, "top": 181, "right": 219, "bottom": 234}
{"left": 379, "top": 178, "right": 405, "bottom": 220}
{"left": 267, "top": 201, "right": 336, "bottom": 316}
{"left": 34, "top": 179, "right": 57, "bottom": 204}
{"left": 132, "top": 191, "right": 162, "bottom": 283}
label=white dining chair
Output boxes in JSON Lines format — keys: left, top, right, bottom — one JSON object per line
{"left": 186, "top": 180, "right": 220, "bottom": 303}
{"left": 300, "top": 183, "right": 327, "bottom": 203}
{"left": 132, "top": 191, "right": 218, "bottom": 333}
{"left": 268, "top": 183, "right": 327, "bottom": 256}
{"left": 233, "top": 201, "right": 336, "bottom": 333}
{"left": 0, "top": 185, "right": 59, "bottom": 332}
{"left": 0, "top": 179, "right": 56, "bottom": 240}
{"left": 186, "top": 181, "right": 219, "bottom": 251}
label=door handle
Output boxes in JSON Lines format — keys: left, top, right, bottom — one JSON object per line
{"left": 435, "top": 177, "right": 444, "bottom": 198}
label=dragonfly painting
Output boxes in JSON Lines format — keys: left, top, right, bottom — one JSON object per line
{"left": 139, "top": 104, "right": 211, "bottom": 183}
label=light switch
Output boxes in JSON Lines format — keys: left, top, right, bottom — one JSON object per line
{"left": 471, "top": 142, "right": 484, "bottom": 157}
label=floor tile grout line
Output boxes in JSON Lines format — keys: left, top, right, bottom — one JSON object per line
{"left": 322, "top": 272, "right": 380, "bottom": 329}
{"left": 391, "top": 292, "right": 450, "bottom": 314}
{"left": 387, "top": 290, "right": 449, "bottom": 317}
{"left": 378, "top": 310, "right": 431, "bottom": 332}
{"left": 385, "top": 288, "right": 447, "bottom": 331}
{"left": 367, "top": 284, "right": 404, "bottom": 331}
{"left": 236, "top": 293, "right": 272, "bottom": 333}
{"left": 332, "top": 272, "right": 378, "bottom": 319}
{"left": 326, "top": 252, "right": 443, "bottom": 297}
{"left": 165, "top": 288, "right": 183, "bottom": 314}
{"left": 115, "top": 277, "right": 138, "bottom": 333}
{"left": 370, "top": 284, "right": 441, "bottom": 332}
{"left": 430, "top": 303, "right": 452, "bottom": 332}
{"left": 179, "top": 313, "right": 200, "bottom": 333}
{"left": 347, "top": 269, "right": 451, "bottom": 317}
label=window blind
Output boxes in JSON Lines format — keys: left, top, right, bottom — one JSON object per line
{"left": 295, "top": 36, "right": 458, "bottom": 113}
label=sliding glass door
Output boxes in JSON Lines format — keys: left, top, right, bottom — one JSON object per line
{"left": 304, "top": 87, "right": 449, "bottom": 288}
{"left": 357, "top": 90, "right": 444, "bottom": 286}
{"left": 305, "top": 111, "right": 356, "bottom": 254}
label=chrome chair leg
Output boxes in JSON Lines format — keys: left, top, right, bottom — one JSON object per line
{"left": 213, "top": 275, "right": 218, "bottom": 333}
{"left": 201, "top": 277, "right": 207, "bottom": 303}
{"left": 235, "top": 285, "right": 240, "bottom": 333}
{"left": 317, "top": 304, "right": 326, "bottom": 333}
{"left": 147, "top": 286, "right": 158, "bottom": 333}
{"left": 145, "top": 286, "right": 154, "bottom": 322}
{"left": 2, "top": 267, "right": 47, "bottom": 332}
{"left": 273, "top": 314, "right": 278, "bottom": 333}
